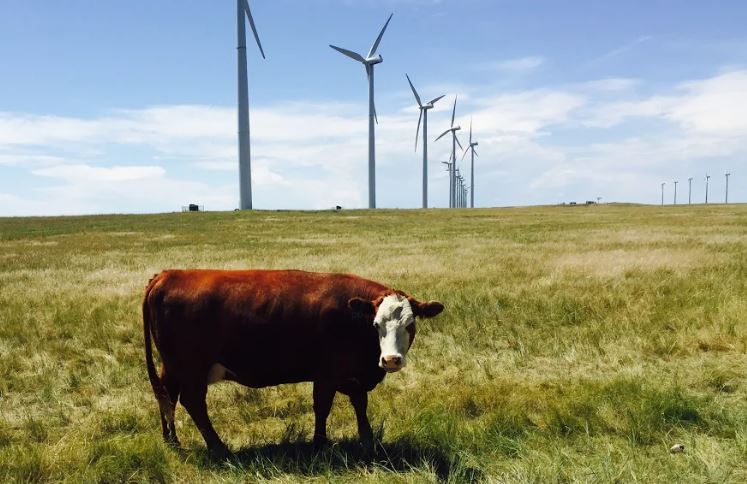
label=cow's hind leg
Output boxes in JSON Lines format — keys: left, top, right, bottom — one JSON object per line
{"left": 159, "top": 364, "right": 180, "bottom": 446}
{"left": 179, "top": 383, "right": 230, "bottom": 459}
{"left": 312, "top": 380, "right": 336, "bottom": 447}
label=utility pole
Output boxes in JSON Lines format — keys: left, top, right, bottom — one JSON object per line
{"left": 705, "top": 174, "right": 710, "bottom": 204}
{"left": 688, "top": 177, "right": 693, "bottom": 205}
{"left": 661, "top": 182, "right": 665, "bottom": 206}
{"left": 673, "top": 180, "right": 678, "bottom": 205}
{"left": 725, "top": 172, "right": 731, "bottom": 204}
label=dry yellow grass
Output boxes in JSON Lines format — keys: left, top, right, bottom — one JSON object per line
{"left": 0, "top": 204, "right": 745, "bottom": 482}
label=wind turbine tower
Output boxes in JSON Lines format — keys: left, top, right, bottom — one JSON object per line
{"left": 455, "top": 169, "right": 463, "bottom": 207}
{"left": 725, "top": 172, "right": 731, "bottom": 203}
{"left": 673, "top": 180, "right": 678, "bottom": 205}
{"left": 330, "top": 14, "right": 393, "bottom": 209}
{"left": 462, "top": 118, "right": 479, "bottom": 208}
{"left": 406, "top": 74, "right": 445, "bottom": 209}
{"left": 435, "top": 97, "right": 463, "bottom": 208}
{"left": 441, "top": 159, "right": 453, "bottom": 207}
{"left": 705, "top": 174, "right": 710, "bottom": 204}
{"left": 688, "top": 177, "right": 693, "bottom": 204}
{"left": 661, "top": 182, "right": 665, "bottom": 206}
{"left": 237, "top": 0, "right": 266, "bottom": 210}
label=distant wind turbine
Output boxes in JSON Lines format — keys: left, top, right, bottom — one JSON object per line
{"left": 455, "top": 168, "right": 462, "bottom": 207}
{"left": 673, "top": 180, "right": 678, "bottom": 205}
{"left": 461, "top": 118, "right": 478, "bottom": 208}
{"left": 725, "top": 172, "right": 731, "bottom": 204}
{"left": 406, "top": 74, "right": 445, "bottom": 208}
{"left": 237, "top": 0, "right": 266, "bottom": 210}
{"left": 441, "top": 158, "right": 453, "bottom": 207}
{"left": 330, "top": 13, "right": 393, "bottom": 209}
{"left": 688, "top": 177, "right": 693, "bottom": 204}
{"left": 435, "top": 97, "right": 463, "bottom": 208}
{"left": 705, "top": 174, "right": 710, "bottom": 204}
{"left": 457, "top": 171, "right": 466, "bottom": 207}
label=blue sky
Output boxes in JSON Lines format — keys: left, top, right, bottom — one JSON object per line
{"left": 1, "top": 0, "right": 746, "bottom": 214}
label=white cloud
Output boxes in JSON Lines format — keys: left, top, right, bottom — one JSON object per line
{"left": 583, "top": 70, "right": 747, "bottom": 136}
{"left": 668, "top": 71, "right": 747, "bottom": 136}
{"left": 32, "top": 164, "right": 165, "bottom": 183}
{"left": 475, "top": 56, "right": 544, "bottom": 73}
{"left": 583, "top": 78, "right": 641, "bottom": 92}
{"left": 471, "top": 89, "right": 585, "bottom": 135}
{"left": 2, "top": 69, "right": 746, "bottom": 214}
{"left": 586, "top": 35, "right": 652, "bottom": 65}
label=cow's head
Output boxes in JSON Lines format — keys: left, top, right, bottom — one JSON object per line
{"left": 349, "top": 293, "right": 444, "bottom": 373}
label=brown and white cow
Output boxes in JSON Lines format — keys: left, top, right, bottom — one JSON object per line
{"left": 143, "top": 269, "right": 444, "bottom": 457}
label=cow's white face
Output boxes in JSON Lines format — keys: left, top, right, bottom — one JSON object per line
{"left": 374, "top": 295, "right": 415, "bottom": 373}
{"left": 348, "top": 293, "right": 444, "bottom": 373}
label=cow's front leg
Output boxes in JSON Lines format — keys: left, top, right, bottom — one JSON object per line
{"left": 348, "top": 389, "right": 373, "bottom": 449}
{"left": 312, "top": 380, "right": 336, "bottom": 447}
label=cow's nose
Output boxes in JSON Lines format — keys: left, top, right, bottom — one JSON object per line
{"left": 381, "top": 355, "right": 402, "bottom": 368}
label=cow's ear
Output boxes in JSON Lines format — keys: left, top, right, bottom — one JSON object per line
{"left": 409, "top": 299, "right": 445, "bottom": 318}
{"left": 348, "top": 297, "right": 375, "bottom": 320}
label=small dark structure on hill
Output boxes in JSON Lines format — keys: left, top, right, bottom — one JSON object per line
{"left": 181, "top": 204, "right": 204, "bottom": 212}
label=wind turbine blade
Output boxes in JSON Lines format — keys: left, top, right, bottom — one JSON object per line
{"left": 461, "top": 146, "right": 469, "bottom": 161}
{"left": 473, "top": 149, "right": 479, "bottom": 157}
{"left": 429, "top": 94, "right": 446, "bottom": 105}
{"left": 415, "top": 109, "right": 422, "bottom": 151}
{"left": 469, "top": 118, "right": 473, "bottom": 144}
{"left": 243, "top": 0, "right": 266, "bottom": 59}
{"left": 451, "top": 96, "right": 457, "bottom": 127}
{"left": 330, "top": 45, "right": 366, "bottom": 63}
{"left": 374, "top": 103, "right": 378, "bottom": 124}
{"left": 455, "top": 133, "right": 463, "bottom": 150}
{"left": 368, "top": 13, "right": 393, "bottom": 58}
{"left": 435, "top": 129, "right": 451, "bottom": 142}
{"left": 406, "top": 74, "right": 422, "bottom": 107}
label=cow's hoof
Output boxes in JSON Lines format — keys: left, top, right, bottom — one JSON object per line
{"left": 312, "top": 436, "right": 328, "bottom": 450}
{"left": 164, "top": 435, "right": 181, "bottom": 448}
{"left": 359, "top": 439, "right": 375, "bottom": 459}
{"left": 208, "top": 444, "right": 232, "bottom": 461}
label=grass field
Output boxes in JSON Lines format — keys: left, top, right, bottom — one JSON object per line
{"left": 1, "top": 204, "right": 745, "bottom": 483}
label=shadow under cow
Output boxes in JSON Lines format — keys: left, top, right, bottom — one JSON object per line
{"left": 195, "top": 436, "right": 482, "bottom": 482}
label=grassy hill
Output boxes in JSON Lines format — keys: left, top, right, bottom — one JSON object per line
{"left": 1, "top": 205, "right": 745, "bottom": 482}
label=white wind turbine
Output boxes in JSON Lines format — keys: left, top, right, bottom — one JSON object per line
{"left": 435, "top": 97, "right": 463, "bottom": 208}
{"left": 406, "top": 74, "right": 445, "bottom": 209}
{"left": 461, "top": 118, "right": 479, "bottom": 208}
{"left": 330, "top": 13, "right": 393, "bottom": 209}
{"left": 456, "top": 170, "right": 466, "bottom": 207}
{"left": 441, "top": 158, "right": 453, "bottom": 207}
{"left": 236, "top": 0, "right": 266, "bottom": 210}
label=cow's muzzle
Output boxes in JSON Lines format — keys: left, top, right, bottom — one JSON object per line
{"left": 380, "top": 355, "right": 403, "bottom": 372}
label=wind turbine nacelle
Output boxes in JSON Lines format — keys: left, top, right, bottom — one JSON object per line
{"left": 473, "top": 142, "right": 479, "bottom": 147}
{"left": 366, "top": 54, "right": 383, "bottom": 65}
{"left": 453, "top": 125, "right": 461, "bottom": 131}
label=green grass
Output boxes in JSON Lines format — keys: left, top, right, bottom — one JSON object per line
{"left": 1, "top": 204, "right": 745, "bottom": 482}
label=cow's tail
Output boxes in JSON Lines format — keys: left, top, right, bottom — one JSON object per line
{"left": 143, "top": 273, "right": 174, "bottom": 421}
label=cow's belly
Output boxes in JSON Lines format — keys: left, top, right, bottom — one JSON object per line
{"left": 213, "top": 324, "right": 320, "bottom": 387}
{"left": 207, "top": 362, "right": 314, "bottom": 387}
